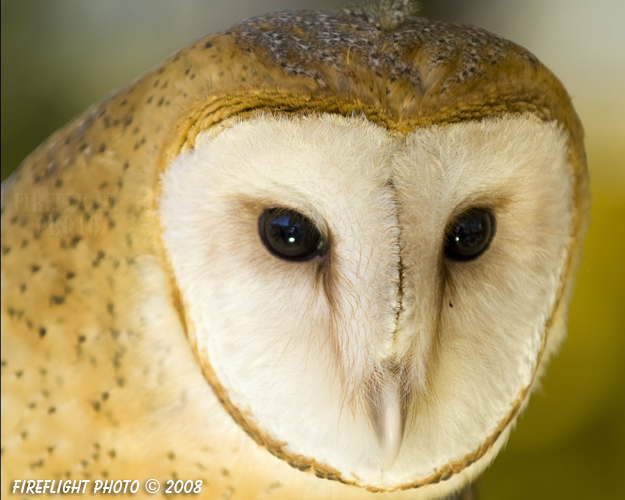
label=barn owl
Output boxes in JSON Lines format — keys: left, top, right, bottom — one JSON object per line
{"left": 1, "top": 2, "right": 589, "bottom": 499}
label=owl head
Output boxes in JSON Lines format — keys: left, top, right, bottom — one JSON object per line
{"left": 1, "top": 3, "right": 588, "bottom": 498}
{"left": 157, "top": 5, "right": 589, "bottom": 493}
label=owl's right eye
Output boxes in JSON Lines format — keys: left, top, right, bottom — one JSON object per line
{"left": 258, "top": 208, "right": 325, "bottom": 262}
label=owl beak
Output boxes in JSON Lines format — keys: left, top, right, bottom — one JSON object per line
{"left": 369, "top": 374, "right": 406, "bottom": 471}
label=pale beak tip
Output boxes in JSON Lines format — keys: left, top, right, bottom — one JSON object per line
{"left": 380, "top": 438, "right": 402, "bottom": 471}
{"left": 369, "top": 375, "right": 406, "bottom": 472}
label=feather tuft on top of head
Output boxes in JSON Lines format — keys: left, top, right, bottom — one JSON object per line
{"left": 344, "top": 0, "right": 422, "bottom": 30}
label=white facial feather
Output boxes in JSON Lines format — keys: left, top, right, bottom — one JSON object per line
{"left": 158, "top": 113, "right": 572, "bottom": 494}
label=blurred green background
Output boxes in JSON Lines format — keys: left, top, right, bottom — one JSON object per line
{"left": 2, "top": 1, "right": 624, "bottom": 498}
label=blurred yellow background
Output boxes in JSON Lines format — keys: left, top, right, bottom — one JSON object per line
{"left": 2, "top": 1, "right": 623, "bottom": 499}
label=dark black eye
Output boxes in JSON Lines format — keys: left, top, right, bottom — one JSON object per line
{"left": 258, "top": 208, "right": 324, "bottom": 262}
{"left": 444, "top": 208, "right": 496, "bottom": 262}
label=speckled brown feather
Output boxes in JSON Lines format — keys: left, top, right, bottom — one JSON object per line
{"left": 1, "top": 6, "right": 588, "bottom": 499}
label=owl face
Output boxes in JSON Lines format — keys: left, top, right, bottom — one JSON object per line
{"left": 159, "top": 111, "right": 573, "bottom": 491}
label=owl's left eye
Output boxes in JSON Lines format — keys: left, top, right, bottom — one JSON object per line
{"left": 258, "top": 208, "right": 325, "bottom": 262}
{"left": 444, "top": 208, "right": 496, "bottom": 262}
